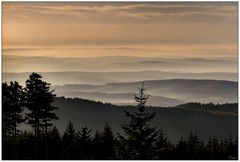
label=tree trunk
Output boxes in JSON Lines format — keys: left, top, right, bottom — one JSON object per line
{"left": 13, "top": 111, "right": 17, "bottom": 159}
{"left": 45, "top": 120, "right": 48, "bottom": 159}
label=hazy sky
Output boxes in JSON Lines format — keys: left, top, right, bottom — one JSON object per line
{"left": 2, "top": 2, "right": 237, "bottom": 58}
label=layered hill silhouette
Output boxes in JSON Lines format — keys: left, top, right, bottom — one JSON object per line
{"left": 53, "top": 91, "right": 183, "bottom": 107}
{"left": 3, "top": 55, "right": 237, "bottom": 74}
{"left": 46, "top": 97, "right": 237, "bottom": 143}
{"left": 54, "top": 79, "right": 237, "bottom": 106}
{"left": 3, "top": 71, "right": 237, "bottom": 85}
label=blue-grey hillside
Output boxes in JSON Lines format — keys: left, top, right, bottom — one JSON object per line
{"left": 54, "top": 79, "right": 238, "bottom": 106}
{"left": 50, "top": 97, "right": 237, "bottom": 143}
{"left": 3, "top": 71, "right": 237, "bottom": 85}
{"left": 3, "top": 55, "right": 237, "bottom": 73}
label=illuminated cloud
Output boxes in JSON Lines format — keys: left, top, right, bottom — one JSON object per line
{"left": 2, "top": 2, "right": 237, "bottom": 58}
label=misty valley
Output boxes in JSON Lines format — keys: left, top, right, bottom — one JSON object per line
{"left": 2, "top": 72, "right": 238, "bottom": 160}
{"left": 2, "top": 2, "right": 238, "bottom": 160}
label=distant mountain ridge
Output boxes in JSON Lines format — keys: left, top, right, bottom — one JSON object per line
{"left": 3, "top": 70, "right": 237, "bottom": 86}
{"left": 55, "top": 91, "right": 184, "bottom": 107}
{"left": 54, "top": 79, "right": 238, "bottom": 106}
{"left": 3, "top": 55, "right": 237, "bottom": 73}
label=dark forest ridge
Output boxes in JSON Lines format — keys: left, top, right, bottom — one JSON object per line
{"left": 55, "top": 96, "right": 238, "bottom": 115}
{"left": 51, "top": 97, "right": 237, "bottom": 143}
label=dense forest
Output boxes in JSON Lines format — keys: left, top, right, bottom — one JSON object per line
{"left": 2, "top": 73, "right": 238, "bottom": 160}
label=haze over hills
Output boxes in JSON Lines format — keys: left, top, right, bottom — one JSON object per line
{"left": 56, "top": 91, "right": 184, "bottom": 107}
{"left": 3, "top": 2, "right": 238, "bottom": 159}
{"left": 3, "top": 68, "right": 237, "bottom": 106}
{"left": 54, "top": 79, "right": 237, "bottom": 106}
{"left": 3, "top": 55, "right": 237, "bottom": 73}
{"left": 3, "top": 55, "right": 237, "bottom": 107}
{"left": 3, "top": 70, "right": 237, "bottom": 86}
{"left": 2, "top": 55, "right": 237, "bottom": 106}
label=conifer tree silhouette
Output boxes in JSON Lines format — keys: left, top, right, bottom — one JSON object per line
{"left": 176, "top": 137, "right": 188, "bottom": 159}
{"left": 187, "top": 131, "right": 201, "bottom": 159}
{"left": 2, "top": 81, "right": 25, "bottom": 159}
{"left": 155, "top": 130, "right": 173, "bottom": 159}
{"left": 25, "top": 73, "right": 58, "bottom": 139}
{"left": 48, "top": 126, "right": 61, "bottom": 159}
{"left": 77, "top": 126, "right": 92, "bottom": 159}
{"left": 62, "top": 121, "right": 77, "bottom": 159}
{"left": 118, "top": 82, "right": 158, "bottom": 159}
{"left": 24, "top": 73, "right": 58, "bottom": 158}
{"left": 92, "top": 131, "right": 104, "bottom": 159}
{"left": 102, "top": 123, "right": 115, "bottom": 159}
{"left": 2, "top": 82, "right": 24, "bottom": 138}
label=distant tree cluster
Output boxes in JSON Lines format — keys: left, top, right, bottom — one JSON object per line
{"left": 3, "top": 73, "right": 58, "bottom": 159}
{"left": 176, "top": 102, "right": 237, "bottom": 113}
{"left": 2, "top": 73, "right": 238, "bottom": 160}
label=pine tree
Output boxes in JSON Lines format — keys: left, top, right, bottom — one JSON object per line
{"left": 219, "top": 139, "right": 226, "bottom": 159}
{"left": 155, "top": 130, "right": 172, "bottom": 159}
{"left": 17, "top": 131, "right": 35, "bottom": 159}
{"left": 2, "top": 82, "right": 13, "bottom": 138}
{"left": 24, "top": 73, "right": 58, "bottom": 139}
{"left": 92, "top": 131, "right": 104, "bottom": 159}
{"left": 207, "top": 137, "right": 224, "bottom": 159}
{"left": 48, "top": 126, "right": 61, "bottom": 159}
{"left": 2, "top": 81, "right": 25, "bottom": 159}
{"left": 118, "top": 82, "right": 158, "bottom": 159}
{"left": 25, "top": 73, "right": 58, "bottom": 138}
{"left": 63, "top": 121, "right": 76, "bottom": 144}
{"left": 225, "top": 136, "right": 237, "bottom": 159}
{"left": 199, "top": 140, "right": 206, "bottom": 159}
{"left": 212, "top": 137, "right": 220, "bottom": 158}
{"left": 24, "top": 73, "right": 58, "bottom": 159}
{"left": 176, "top": 137, "right": 188, "bottom": 159}
{"left": 62, "top": 121, "right": 77, "bottom": 159}
{"left": 2, "top": 82, "right": 25, "bottom": 138}
{"left": 77, "top": 126, "right": 92, "bottom": 159}
{"left": 102, "top": 123, "right": 115, "bottom": 159}
{"left": 49, "top": 126, "right": 61, "bottom": 141}
{"left": 187, "top": 131, "right": 201, "bottom": 159}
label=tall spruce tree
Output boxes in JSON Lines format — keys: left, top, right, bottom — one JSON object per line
{"left": 102, "top": 123, "right": 115, "bottom": 159}
{"left": 176, "top": 137, "right": 188, "bottom": 159}
{"left": 77, "top": 126, "right": 92, "bottom": 159}
{"left": 62, "top": 121, "right": 77, "bottom": 159}
{"left": 2, "top": 82, "right": 25, "bottom": 138}
{"left": 48, "top": 126, "right": 62, "bottom": 159}
{"left": 3, "top": 82, "right": 13, "bottom": 138}
{"left": 24, "top": 73, "right": 58, "bottom": 139}
{"left": 187, "top": 131, "right": 201, "bottom": 159}
{"left": 62, "top": 121, "right": 76, "bottom": 146}
{"left": 118, "top": 82, "right": 158, "bottom": 159}
{"left": 92, "top": 131, "right": 104, "bottom": 159}
{"left": 155, "top": 130, "right": 172, "bottom": 159}
{"left": 2, "top": 81, "right": 25, "bottom": 159}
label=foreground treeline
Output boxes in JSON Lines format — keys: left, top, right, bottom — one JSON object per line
{"left": 2, "top": 73, "right": 238, "bottom": 160}
{"left": 3, "top": 122, "right": 238, "bottom": 160}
